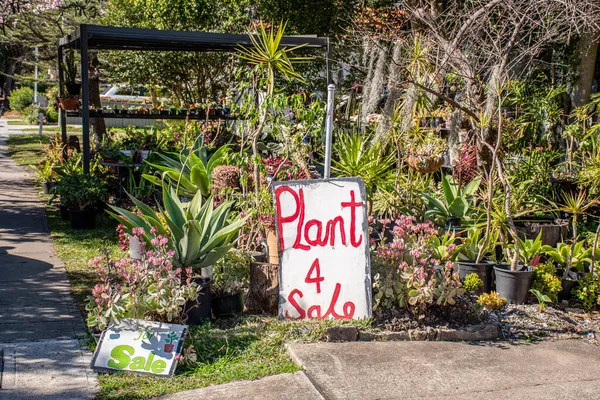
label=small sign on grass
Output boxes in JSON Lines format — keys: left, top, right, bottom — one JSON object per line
{"left": 91, "top": 319, "right": 187, "bottom": 377}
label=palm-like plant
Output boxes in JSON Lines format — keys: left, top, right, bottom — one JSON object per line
{"left": 108, "top": 185, "right": 246, "bottom": 270}
{"left": 422, "top": 174, "right": 481, "bottom": 227}
{"left": 237, "top": 21, "right": 311, "bottom": 96}
{"left": 331, "top": 133, "right": 394, "bottom": 208}
{"left": 143, "top": 146, "right": 229, "bottom": 198}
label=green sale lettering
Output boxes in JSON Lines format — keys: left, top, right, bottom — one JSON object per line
{"left": 107, "top": 345, "right": 167, "bottom": 373}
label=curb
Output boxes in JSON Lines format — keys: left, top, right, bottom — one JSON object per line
{"left": 326, "top": 324, "right": 501, "bottom": 342}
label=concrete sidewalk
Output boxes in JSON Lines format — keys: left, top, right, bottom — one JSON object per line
{"left": 288, "top": 340, "right": 600, "bottom": 400}
{"left": 0, "top": 120, "right": 97, "bottom": 398}
{"left": 157, "top": 372, "right": 324, "bottom": 400}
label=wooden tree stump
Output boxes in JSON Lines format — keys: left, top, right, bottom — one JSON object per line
{"left": 245, "top": 262, "right": 279, "bottom": 315}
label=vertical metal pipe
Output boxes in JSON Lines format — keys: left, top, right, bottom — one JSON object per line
{"left": 80, "top": 25, "right": 90, "bottom": 175}
{"left": 57, "top": 44, "right": 67, "bottom": 151}
{"left": 323, "top": 84, "right": 335, "bottom": 179}
{"left": 34, "top": 47, "right": 39, "bottom": 104}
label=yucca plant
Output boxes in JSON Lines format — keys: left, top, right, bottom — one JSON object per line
{"left": 331, "top": 133, "right": 395, "bottom": 209}
{"left": 237, "top": 21, "right": 311, "bottom": 96}
{"left": 143, "top": 146, "right": 230, "bottom": 198}
{"left": 108, "top": 185, "right": 247, "bottom": 270}
{"left": 422, "top": 174, "right": 481, "bottom": 227}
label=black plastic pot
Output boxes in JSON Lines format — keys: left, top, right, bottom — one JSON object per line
{"left": 494, "top": 264, "right": 534, "bottom": 304}
{"left": 42, "top": 181, "right": 56, "bottom": 195}
{"left": 69, "top": 209, "right": 97, "bottom": 229}
{"left": 445, "top": 216, "right": 462, "bottom": 234}
{"left": 559, "top": 278, "right": 578, "bottom": 301}
{"left": 185, "top": 277, "right": 212, "bottom": 324}
{"left": 212, "top": 292, "right": 244, "bottom": 317}
{"left": 59, "top": 204, "right": 70, "bottom": 220}
{"left": 457, "top": 261, "right": 494, "bottom": 293}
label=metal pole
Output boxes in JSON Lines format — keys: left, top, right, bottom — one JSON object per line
{"left": 57, "top": 45, "right": 67, "bottom": 152}
{"left": 323, "top": 84, "right": 335, "bottom": 179}
{"left": 81, "top": 25, "right": 90, "bottom": 175}
{"left": 34, "top": 47, "right": 39, "bottom": 104}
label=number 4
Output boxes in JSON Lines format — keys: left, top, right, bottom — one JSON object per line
{"left": 305, "top": 258, "right": 325, "bottom": 293}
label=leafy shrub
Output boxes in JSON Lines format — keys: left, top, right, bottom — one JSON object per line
{"left": 476, "top": 291, "right": 506, "bottom": 310}
{"left": 10, "top": 86, "right": 34, "bottom": 112}
{"left": 45, "top": 106, "right": 58, "bottom": 123}
{"left": 463, "top": 273, "right": 484, "bottom": 292}
{"left": 574, "top": 274, "right": 600, "bottom": 312}
{"left": 54, "top": 173, "right": 108, "bottom": 210}
{"left": 212, "top": 249, "right": 252, "bottom": 296}
{"left": 371, "top": 216, "right": 465, "bottom": 314}
{"left": 531, "top": 263, "right": 561, "bottom": 303}
{"left": 86, "top": 233, "right": 199, "bottom": 331}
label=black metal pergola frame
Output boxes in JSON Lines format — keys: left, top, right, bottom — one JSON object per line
{"left": 57, "top": 24, "right": 331, "bottom": 174}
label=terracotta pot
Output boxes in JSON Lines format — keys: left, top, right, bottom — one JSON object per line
{"left": 407, "top": 154, "right": 444, "bottom": 174}
{"left": 58, "top": 97, "right": 79, "bottom": 111}
{"left": 266, "top": 229, "right": 279, "bottom": 264}
{"left": 163, "top": 343, "right": 175, "bottom": 353}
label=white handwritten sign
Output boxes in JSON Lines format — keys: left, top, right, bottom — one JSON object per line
{"left": 273, "top": 178, "right": 372, "bottom": 320}
{"left": 90, "top": 319, "right": 186, "bottom": 377}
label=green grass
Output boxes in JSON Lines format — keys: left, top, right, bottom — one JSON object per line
{"left": 7, "top": 133, "right": 52, "bottom": 166}
{"left": 22, "top": 126, "right": 82, "bottom": 133}
{"left": 7, "top": 133, "right": 377, "bottom": 399}
{"left": 6, "top": 119, "right": 29, "bottom": 125}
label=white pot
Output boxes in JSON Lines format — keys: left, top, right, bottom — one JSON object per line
{"left": 201, "top": 265, "right": 213, "bottom": 279}
{"left": 129, "top": 235, "right": 143, "bottom": 260}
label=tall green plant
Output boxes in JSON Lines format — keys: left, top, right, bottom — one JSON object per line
{"left": 108, "top": 185, "right": 246, "bottom": 270}
{"left": 237, "top": 21, "right": 311, "bottom": 96}
{"left": 331, "top": 133, "right": 394, "bottom": 207}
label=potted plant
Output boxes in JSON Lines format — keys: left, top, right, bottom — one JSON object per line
{"left": 31, "top": 160, "right": 57, "bottom": 194}
{"left": 55, "top": 173, "right": 108, "bottom": 229}
{"left": 163, "top": 332, "right": 178, "bottom": 353}
{"left": 456, "top": 228, "right": 496, "bottom": 293}
{"left": 541, "top": 241, "right": 594, "bottom": 300}
{"left": 406, "top": 134, "right": 447, "bottom": 174}
{"left": 107, "top": 184, "right": 247, "bottom": 323}
{"left": 58, "top": 49, "right": 81, "bottom": 110}
{"left": 211, "top": 249, "right": 251, "bottom": 317}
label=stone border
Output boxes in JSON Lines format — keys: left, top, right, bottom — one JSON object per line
{"left": 326, "top": 324, "right": 501, "bottom": 342}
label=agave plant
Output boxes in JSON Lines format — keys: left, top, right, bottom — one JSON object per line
{"left": 108, "top": 185, "right": 246, "bottom": 270}
{"left": 143, "top": 146, "right": 229, "bottom": 198}
{"left": 422, "top": 174, "right": 481, "bottom": 227}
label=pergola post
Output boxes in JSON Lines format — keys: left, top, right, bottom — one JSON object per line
{"left": 57, "top": 44, "right": 67, "bottom": 151}
{"left": 80, "top": 25, "right": 90, "bottom": 175}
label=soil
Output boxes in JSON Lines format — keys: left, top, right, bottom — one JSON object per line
{"left": 374, "top": 295, "right": 600, "bottom": 344}
{"left": 374, "top": 295, "right": 491, "bottom": 331}
{"left": 496, "top": 304, "right": 600, "bottom": 343}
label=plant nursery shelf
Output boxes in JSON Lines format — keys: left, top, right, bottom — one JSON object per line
{"left": 65, "top": 111, "right": 239, "bottom": 121}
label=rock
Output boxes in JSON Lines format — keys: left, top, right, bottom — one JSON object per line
{"left": 438, "top": 324, "right": 500, "bottom": 341}
{"left": 326, "top": 326, "right": 358, "bottom": 342}
{"left": 378, "top": 331, "right": 410, "bottom": 341}
{"left": 561, "top": 300, "right": 569, "bottom": 307}
{"left": 409, "top": 329, "right": 436, "bottom": 341}
{"left": 358, "top": 332, "right": 377, "bottom": 342}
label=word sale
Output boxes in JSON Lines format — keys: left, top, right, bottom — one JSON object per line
{"left": 285, "top": 258, "right": 356, "bottom": 320}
